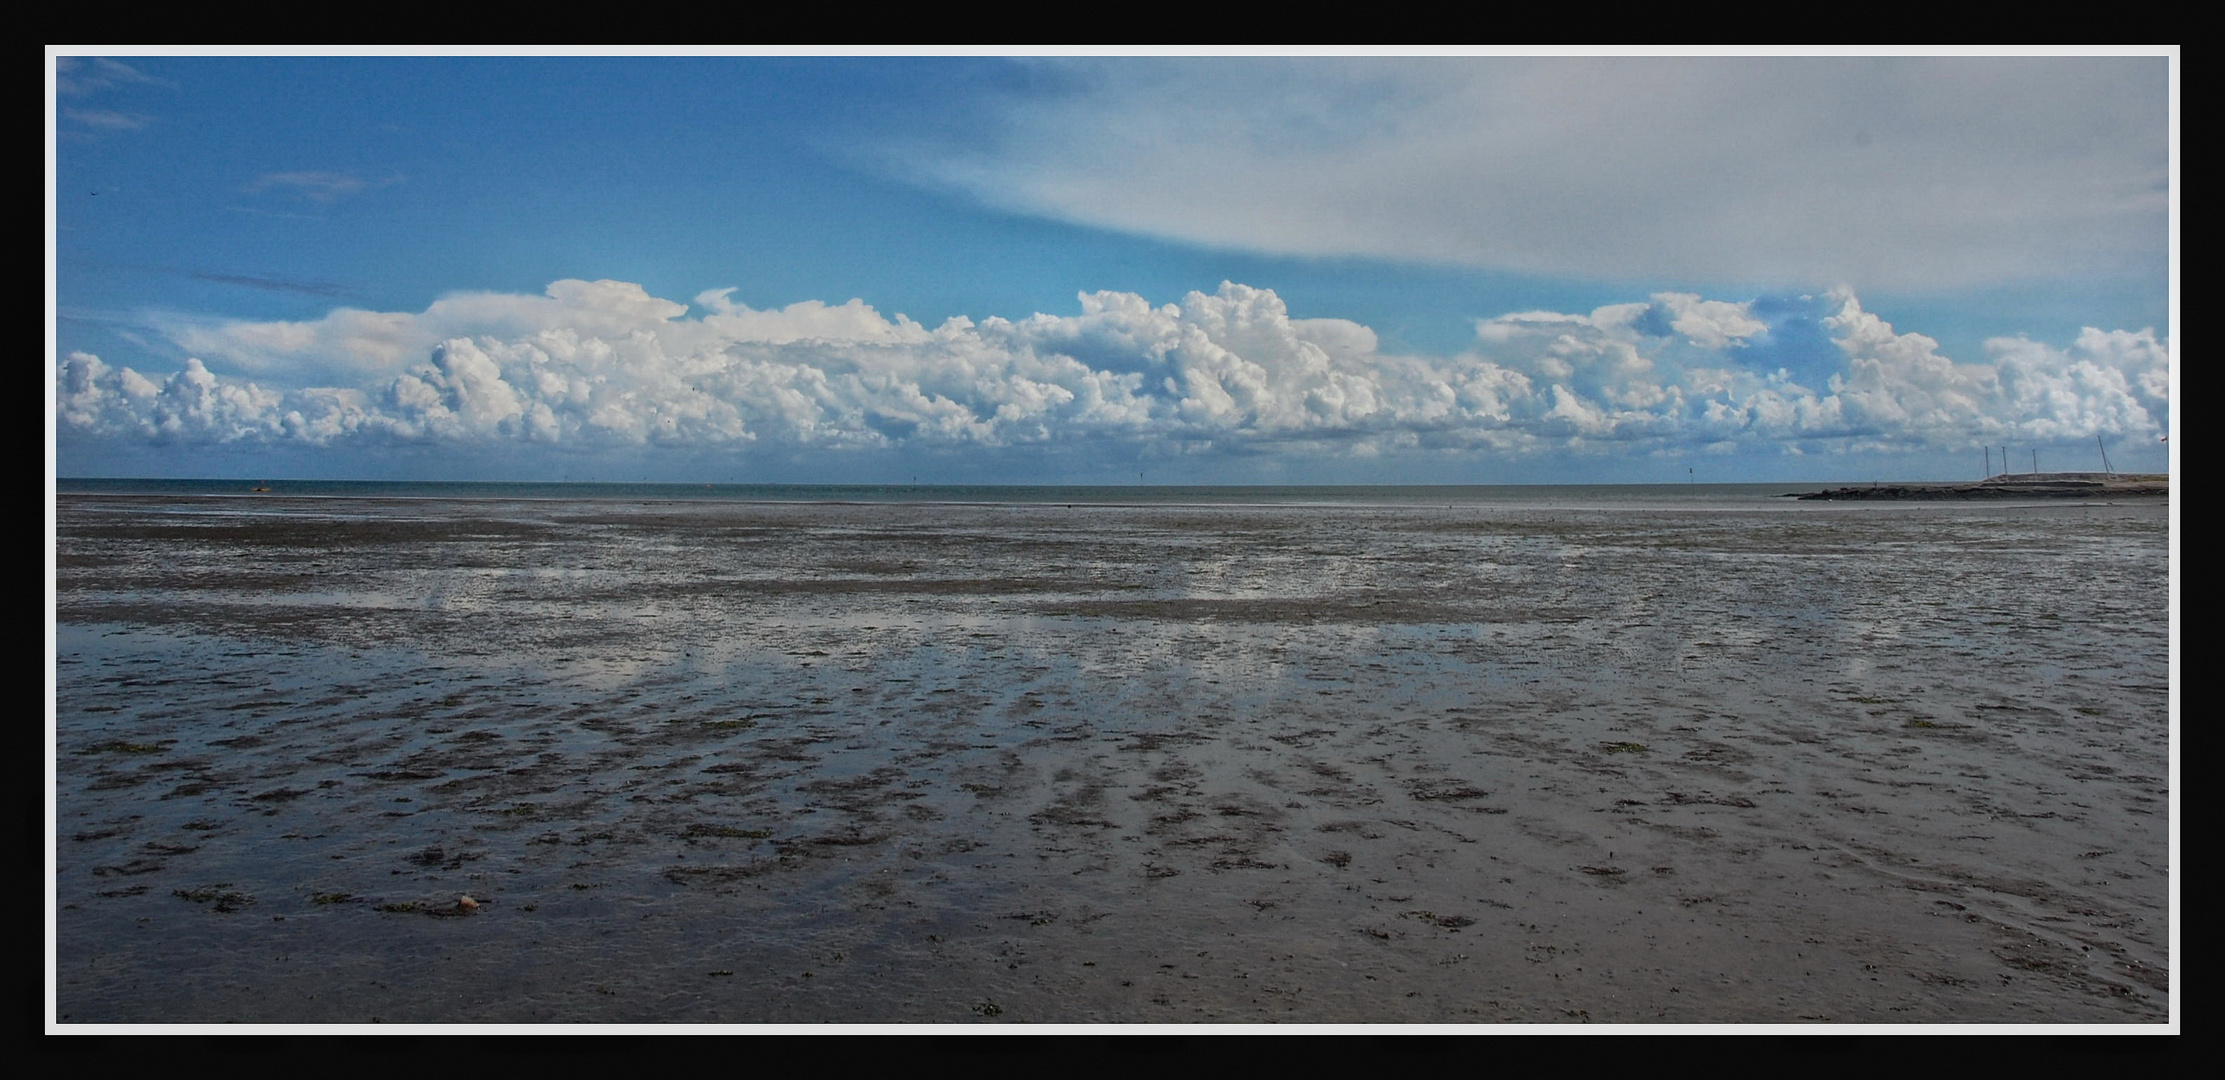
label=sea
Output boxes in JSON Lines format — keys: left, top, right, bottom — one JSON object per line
{"left": 55, "top": 477, "right": 1848, "bottom": 506}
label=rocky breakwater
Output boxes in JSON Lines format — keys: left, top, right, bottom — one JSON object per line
{"left": 1795, "top": 472, "right": 2169, "bottom": 501}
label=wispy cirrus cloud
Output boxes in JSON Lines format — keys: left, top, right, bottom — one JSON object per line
{"left": 888, "top": 57, "right": 2168, "bottom": 291}
{"left": 55, "top": 56, "right": 168, "bottom": 97}
{"left": 62, "top": 107, "right": 150, "bottom": 131}
{"left": 182, "top": 269, "right": 355, "bottom": 298}
{"left": 61, "top": 256, "right": 356, "bottom": 300}
{"left": 55, "top": 56, "right": 169, "bottom": 136}
{"left": 247, "top": 170, "right": 400, "bottom": 205}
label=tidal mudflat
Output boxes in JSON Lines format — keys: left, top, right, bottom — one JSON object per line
{"left": 52, "top": 492, "right": 2171, "bottom": 1024}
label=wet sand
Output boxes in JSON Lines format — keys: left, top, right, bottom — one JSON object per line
{"left": 52, "top": 494, "right": 2171, "bottom": 1024}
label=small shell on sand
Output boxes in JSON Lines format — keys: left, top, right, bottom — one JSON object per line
{"left": 456, "top": 896, "right": 480, "bottom": 911}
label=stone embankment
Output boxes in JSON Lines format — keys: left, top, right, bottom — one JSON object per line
{"left": 1794, "top": 473, "right": 2168, "bottom": 501}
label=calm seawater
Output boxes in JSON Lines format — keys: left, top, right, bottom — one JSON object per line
{"left": 56, "top": 478, "right": 1844, "bottom": 509}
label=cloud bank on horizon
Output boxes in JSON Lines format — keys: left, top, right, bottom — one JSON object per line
{"left": 899, "top": 57, "right": 2168, "bottom": 289}
{"left": 57, "top": 279, "right": 2171, "bottom": 477}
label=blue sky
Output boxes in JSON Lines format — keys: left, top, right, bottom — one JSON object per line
{"left": 51, "top": 51, "right": 2175, "bottom": 484}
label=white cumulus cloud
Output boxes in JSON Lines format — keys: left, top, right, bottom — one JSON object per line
{"left": 60, "top": 280, "right": 2170, "bottom": 467}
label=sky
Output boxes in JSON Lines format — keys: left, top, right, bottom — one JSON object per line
{"left": 48, "top": 50, "right": 2176, "bottom": 485}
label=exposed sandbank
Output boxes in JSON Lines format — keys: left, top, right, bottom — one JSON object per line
{"left": 54, "top": 494, "right": 2170, "bottom": 1024}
